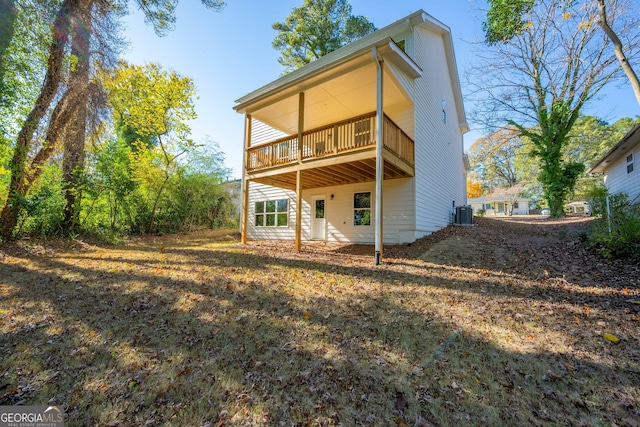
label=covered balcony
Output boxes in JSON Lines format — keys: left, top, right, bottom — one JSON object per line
{"left": 245, "top": 111, "right": 414, "bottom": 190}
{"left": 235, "top": 35, "right": 424, "bottom": 260}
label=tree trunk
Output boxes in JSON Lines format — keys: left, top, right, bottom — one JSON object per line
{"left": 62, "top": 0, "right": 93, "bottom": 232}
{"left": 0, "top": 0, "right": 17, "bottom": 101}
{"left": 0, "top": 0, "right": 82, "bottom": 240}
{"left": 597, "top": 0, "right": 640, "bottom": 106}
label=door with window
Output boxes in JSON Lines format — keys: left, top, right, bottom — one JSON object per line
{"left": 311, "top": 196, "right": 326, "bottom": 240}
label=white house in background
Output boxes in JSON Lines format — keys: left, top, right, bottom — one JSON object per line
{"left": 468, "top": 196, "right": 530, "bottom": 216}
{"left": 589, "top": 123, "right": 640, "bottom": 204}
{"left": 566, "top": 200, "right": 591, "bottom": 214}
{"left": 233, "top": 10, "right": 468, "bottom": 263}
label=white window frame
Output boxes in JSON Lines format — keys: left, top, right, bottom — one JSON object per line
{"left": 627, "top": 153, "right": 634, "bottom": 174}
{"left": 353, "top": 192, "right": 371, "bottom": 226}
{"left": 255, "top": 199, "right": 289, "bottom": 227}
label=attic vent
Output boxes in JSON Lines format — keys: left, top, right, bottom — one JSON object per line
{"left": 454, "top": 206, "right": 473, "bottom": 225}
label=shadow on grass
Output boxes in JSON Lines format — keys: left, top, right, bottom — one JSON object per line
{"left": 0, "top": 228, "right": 638, "bottom": 426}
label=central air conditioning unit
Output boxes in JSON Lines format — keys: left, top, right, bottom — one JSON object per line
{"left": 454, "top": 205, "right": 473, "bottom": 225}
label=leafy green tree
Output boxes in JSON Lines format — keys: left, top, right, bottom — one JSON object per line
{"left": 0, "top": 0, "right": 17, "bottom": 104}
{"left": 102, "top": 61, "right": 198, "bottom": 233}
{"left": 565, "top": 115, "right": 640, "bottom": 201}
{"left": 470, "top": 0, "right": 639, "bottom": 217}
{"left": 483, "top": 0, "right": 534, "bottom": 44}
{"left": 85, "top": 135, "right": 233, "bottom": 236}
{"left": 87, "top": 137, "right": 141, "bottom": 233}
{"left": 272, "top": 0, "right": 376, "bottom": 73}
{"left": 0, "top": 0, "right": 226, "bottom": 240}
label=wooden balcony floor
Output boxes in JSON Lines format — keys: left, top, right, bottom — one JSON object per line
{"left": 249, "top": 150, "right": 414, "bottom": 190}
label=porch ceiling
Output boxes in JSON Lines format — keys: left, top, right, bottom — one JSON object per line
{"left": 247, "top": 53, "right": 415, "bottom": 139}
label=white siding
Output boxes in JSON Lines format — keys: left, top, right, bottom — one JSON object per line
{"left": 412, "top": 26, "right": 466, "bottom": 238}
{"left": 603, "top": 144, "right": 640, "bottom": 203}
{"left": 251, "top": 118, "right": 288, "bottom": 146}
{"left": 247, "top": 182, "right": 297, "bottom": 240}
{"left": 247, "top": 178, "right": 415, "bottom": 244}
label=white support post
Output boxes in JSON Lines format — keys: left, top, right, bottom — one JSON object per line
{"left": 241, "top": 114, "right": 251, "bottom": 244}
{"left": 295, "top": 93, "right": 304, "bottom": 251}
{"left": 373, "top": 47, "right": 384, "bottom": 265}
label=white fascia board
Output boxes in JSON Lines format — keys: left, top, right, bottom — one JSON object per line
{"left": 378, "top": 39, "right": 422, "bottom": 79}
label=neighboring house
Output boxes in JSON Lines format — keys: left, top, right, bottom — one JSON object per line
{"left": 468, "top": 196, "right": 530, "bottom": 216}
{"left": 566, "top": 200, "right": 591, "bottom": 215}
{"left": 589, "top": 124, "right": 640, "bottom": 204}
{"left": 233, "top": 10, "right": 468, "bottom": 262}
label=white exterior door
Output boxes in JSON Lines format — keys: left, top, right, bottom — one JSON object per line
{"left": 311, "top": 196, "right": 326, "bottom": 240}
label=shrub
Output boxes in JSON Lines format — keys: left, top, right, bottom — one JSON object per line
{"left": 16, "top": 165, "right": 65, "bottom": 237}
{"left": 588, "top": 188, "right": 640, "bottom": 261}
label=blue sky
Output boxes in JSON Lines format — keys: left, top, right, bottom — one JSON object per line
{"left": 121, "top": 0, "right": 639, "bottom": 179}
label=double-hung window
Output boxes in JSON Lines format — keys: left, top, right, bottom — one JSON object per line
{"left": 627, "top": 153, "right": 634, "bottom": 174}
{"left": 354, "top": 192, "right": 371, "bottom": 226}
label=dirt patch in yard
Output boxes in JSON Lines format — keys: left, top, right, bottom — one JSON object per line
{"left": 0, "top": 218, "right": 638, "bottom": 426}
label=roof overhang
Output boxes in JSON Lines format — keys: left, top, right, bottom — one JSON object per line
{"left": 233, "top": 9, "right": 471, "bottom": 138}
{"left": 233, "top": 37, "right": 422, "bottom": 137}
{"left": 589, "top": 123, "right": 640, "bottom": 174}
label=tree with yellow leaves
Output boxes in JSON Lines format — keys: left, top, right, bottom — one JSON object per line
{"left": 102, "top": 61, "right": 198, "bottom": 233}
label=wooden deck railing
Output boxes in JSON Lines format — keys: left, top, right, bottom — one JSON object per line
{"left": 247, "top": 112, "right": 414, "bottom": 171}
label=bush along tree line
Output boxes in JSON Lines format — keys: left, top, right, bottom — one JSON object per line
{"left": 587, "top": 187, "right": 640, "bottom": 261}
{"left": 0, "top": 0, "right": 236, "bottom": 242}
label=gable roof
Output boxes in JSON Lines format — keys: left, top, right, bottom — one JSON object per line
{"left": 234, "top": 10, "right": 468, "bottom": 133}
{"left": 589, "top": 123, "right": 640, "bottom": 174}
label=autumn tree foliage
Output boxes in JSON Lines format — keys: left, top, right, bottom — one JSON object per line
{"left": 467, "top": 180, "right": 484, "bottom": 199}
{"left": 102, "top": 61, "right": 198, "bottom": 233}
{"left": 469, "top": 127, "right": 525, "bottom": 190}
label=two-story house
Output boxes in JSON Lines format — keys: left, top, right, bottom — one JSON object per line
{"left": 233, "top": 10, "right": 469, "bottom": 264}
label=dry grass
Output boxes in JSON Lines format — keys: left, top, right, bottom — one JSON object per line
{"left": 0, "top": 218, "right": 638, "bottom": 426}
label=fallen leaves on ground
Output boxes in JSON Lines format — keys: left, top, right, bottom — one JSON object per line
{"left": 0, "top": 218, "right": 638, "bottom": 426}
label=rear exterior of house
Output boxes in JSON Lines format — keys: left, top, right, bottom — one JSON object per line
{"left": 234, "top": 11, "right": 468, "bottom": 253}
{"left": 590, "top": 124, "right": 640, "bottom": 204}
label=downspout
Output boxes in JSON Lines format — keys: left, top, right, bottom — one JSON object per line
{"left": 372, "top": 47, "right": 384, "bottom": 265}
